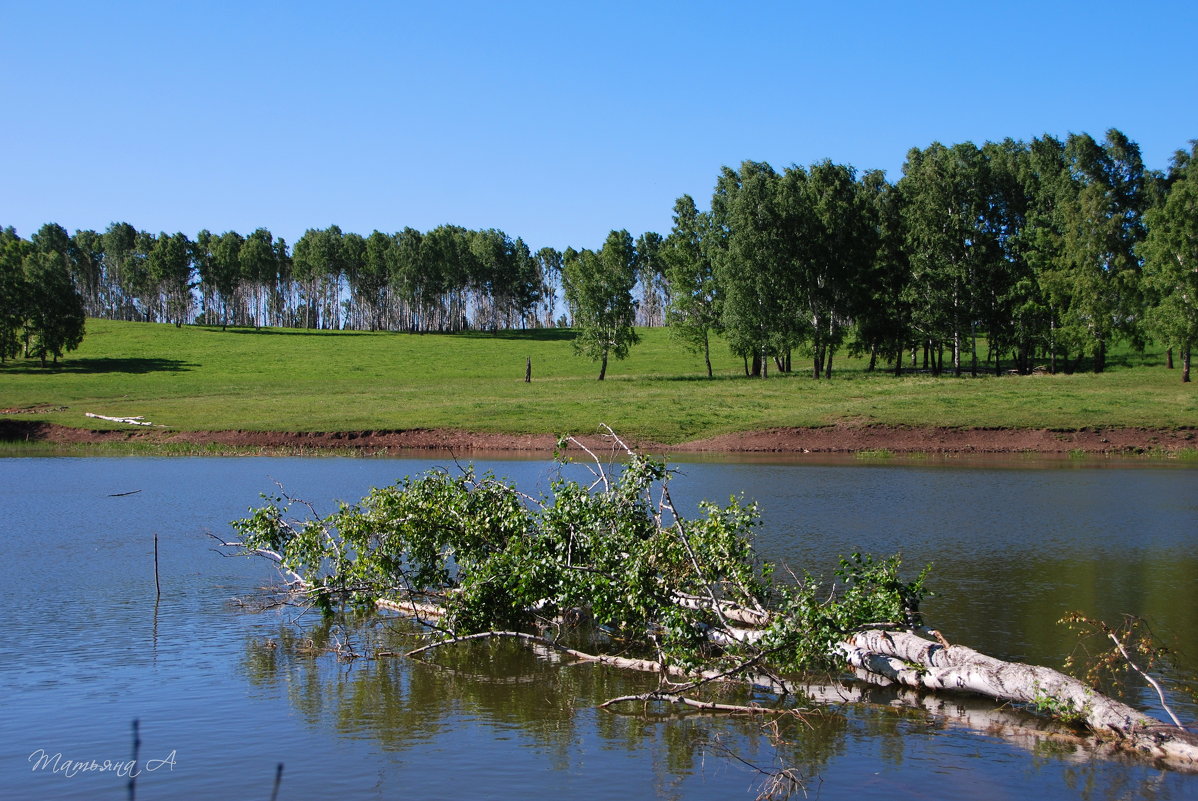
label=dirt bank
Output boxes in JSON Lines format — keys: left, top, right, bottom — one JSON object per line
{"left": 2, "top": 420, "right": 1194, "bottom": 457}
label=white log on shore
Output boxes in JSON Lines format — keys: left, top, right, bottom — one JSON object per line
{"left": 85, "top": 412, "right": 163, "bottom": 427}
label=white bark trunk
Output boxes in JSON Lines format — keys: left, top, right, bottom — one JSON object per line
{"left": 842, "top": 629, "right": 1198, "bottom": 769}
{"left": 85, "top": 412, "right": 162, "bottom": 427}
{"left": 224, "top": 534, "right": 1198, "bottom": 772}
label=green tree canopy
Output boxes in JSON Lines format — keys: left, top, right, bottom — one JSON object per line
{"left": 1049, "top": 130, "right": 1148, "bottom": 372}
{"left": 562, "top": 230, "right": 639, "bottom": 380}
{"left": 898, "top": 142, "right": 1001, "bottom": 376}
{"left": 710, "top": 161, "right": 800, "bottom": 377}
{"left": 1141, "top": 142, "right": 1198, "bottom": 382}
{"left": 23, "top": 250, "right": 86, "bottom": 365}
{"left": 0, "top": 227, "right": 30, "bottom": 361}
{"left": 663, "top": 194, "right": 720, "bottom": 377}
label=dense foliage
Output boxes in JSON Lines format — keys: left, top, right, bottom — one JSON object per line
{"left": 0, "top": 226, "right": 86, "bottom": 365}
{"left": 5, "top": 128, "right": 1194, "bottom": 379}
{"left": 230, "top": 441, "right": 929, "bottom": 673}
{"left": 1140, "top": 142, "right": 1198, "bottom": 382}
{"left": 562, "top": 230, "right": 640, "bottom": 379}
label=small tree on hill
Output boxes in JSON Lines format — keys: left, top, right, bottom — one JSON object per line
{"left": 562, "top": 230, "right": 639, "bottom": 380}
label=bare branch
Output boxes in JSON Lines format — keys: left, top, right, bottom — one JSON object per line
{"left": 566, "top": 434, "right": 609, "bottom": 491}
{"left": 598, "top": 691, "right": 788, "bottom": 714}
{"left": 206, "top": 531, "right": 307, "bottom": 587}
{"left": 1104, "top": 630, "right": 1186, "bottom": 730}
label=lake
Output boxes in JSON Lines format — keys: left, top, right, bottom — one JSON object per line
{"left": 1, "top": 455, "right": 1196, "bottom": 800}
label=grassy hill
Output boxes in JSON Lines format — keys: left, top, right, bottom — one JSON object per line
{"left": 0, "top": 318, "right": 1194, "bottom": 443}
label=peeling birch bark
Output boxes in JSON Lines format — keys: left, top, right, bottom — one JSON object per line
{"left": 842, "top": 629, "right": 1198, "bottom": 769}
{"left": 672, "top": 592, "right": 772, "bottom": 627}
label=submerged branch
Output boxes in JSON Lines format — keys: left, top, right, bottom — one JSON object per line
{"left": 599, "top": 692, "right": 791, "bottom": 714}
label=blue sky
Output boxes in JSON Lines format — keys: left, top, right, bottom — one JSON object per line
{"left": 2, "top": 1, "right": 1195, "bottom": 252}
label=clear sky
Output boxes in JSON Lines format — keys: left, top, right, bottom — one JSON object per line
{"left": 2, "top": 0, "right": 1195, "bottom": 252}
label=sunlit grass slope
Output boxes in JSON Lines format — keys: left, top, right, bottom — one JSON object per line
{"left": 1, "top": 319, "right": 1194, "bottom": 443}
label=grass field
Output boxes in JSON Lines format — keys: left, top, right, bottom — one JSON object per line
{"left": 0, "top": 318, "right": 1195, "bottom": 443}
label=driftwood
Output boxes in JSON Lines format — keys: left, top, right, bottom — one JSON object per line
{"left": 221, "top": 527, "right": 1197, "bottom": 773}
{"left": 386, "top": 601, "right": 1198, "bottom": 770}
{"left": 841, "top": 628, "right": 1198, "bottom": 769}
{"left": 85, "top": 412, "right": 164, "bottom": 427}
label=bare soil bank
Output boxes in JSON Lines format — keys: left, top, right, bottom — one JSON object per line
{"left": 2, "top": 420, "right": 1195, "bottom": 457}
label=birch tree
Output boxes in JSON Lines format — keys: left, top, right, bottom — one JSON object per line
{"left": 562, "top": 230, "right": 639, "bottom": 380}
{"left": 23, "top": 250, "right": 86, "bottom": 365}
{"left": 711, "top": 162, "right": 798, "bottom": 376}
{"left": 0, "top": 227, "right": 29, "bottom": 361}
{"left": 899, "top": 142, "right": 1000, "bottom": 376}
{"left": 1050, "top": 130, "right": 1148, "bottom": 372}
{"left": 664, "top": 194, "right": 720, "bottom": 377}
{"left": 1141, "top": 142, "right": 1198, "bottom": 382}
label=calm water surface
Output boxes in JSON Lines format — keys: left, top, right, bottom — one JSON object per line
{"left": 1, "top": 456, "right": 1195, "bottom": 800}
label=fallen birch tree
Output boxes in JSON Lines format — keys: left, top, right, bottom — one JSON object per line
{"left": 85, "top": 412, "right": 164, "bottom": 427}
{"left": 219, "top": 428, "right": 1198, "bottom": 771}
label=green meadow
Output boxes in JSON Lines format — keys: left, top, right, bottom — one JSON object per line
{"left": 1, "top": 318, "right": 1194, "bottom": 443}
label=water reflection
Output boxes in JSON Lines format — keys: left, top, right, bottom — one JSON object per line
{"left": 1, "top": 456, "right": 1195, "bottom": 801}
{"left": 234, "top": 601, "right": 1195, "bottom": 801}
{"left": 668, "top": 462, "right": 1198, "bottom": 711}
{"left": 236, "top": 611, "right": 846, "bottom": 788}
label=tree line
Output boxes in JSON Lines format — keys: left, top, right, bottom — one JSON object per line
{"left": 2, "top": 223, "right": 554, "bottom": 334}
{"left": 3, "top": 128, "right": 1195, "bottom": 380}
{"left": 662, "top": 130, "right": 1197, "bottom": 383}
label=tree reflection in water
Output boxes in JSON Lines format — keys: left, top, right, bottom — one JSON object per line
{"left": 237, "top": 608, "right": 1189, "bottom": 800}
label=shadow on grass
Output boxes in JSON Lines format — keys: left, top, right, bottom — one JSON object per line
{"left": 656, "top": 370, "right": 867, "bottom": 382}
{"left": 453, "top": 329, "right": 577, "bottom": 342}
{"left": 2, "top": 357, "right": 192, "bottom": 374}
{"left": 658, "top": 373, "right": 756, "bottom": 383}
{"left": 203, "top": 326, "right": 377, "bottom": 337}
{"left": 199, "top": 326, "right": 576, "bottom": 341}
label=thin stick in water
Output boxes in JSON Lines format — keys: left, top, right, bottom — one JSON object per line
{"left": 153, "top": 533, "right": 161, "bottom": 598}
{"left": 269, "top": 762, "right": 284, "bottom": 801}
{"left": 127, "top": 718, "right": 140, "bottom": 801}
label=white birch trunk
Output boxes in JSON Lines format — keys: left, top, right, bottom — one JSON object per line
{"left": 841, "top": 629, "right": 1198, "bottom": 769}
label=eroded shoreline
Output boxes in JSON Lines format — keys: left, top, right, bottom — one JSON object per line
{"left": 2, "top": 420, "right": 1195, "bottom": 458}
